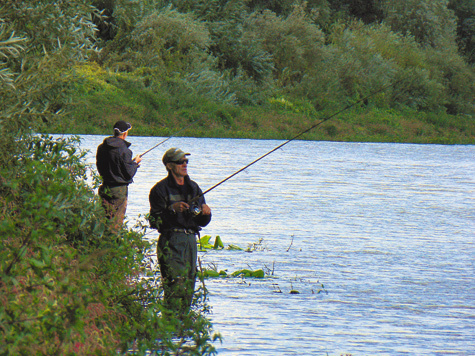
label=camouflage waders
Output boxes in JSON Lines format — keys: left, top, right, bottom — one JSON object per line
{"left": 157, "top": 229, "right": 198, "bottom": 313}
{"left": 98, "top": 184, "right": 128, "bottom": 230}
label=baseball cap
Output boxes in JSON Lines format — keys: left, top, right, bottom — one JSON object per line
{"left": 162, "top": 148, "right": 190, "bottom": 165}
{"left": 113, "top": 120, "right": 132, "bottom": 134}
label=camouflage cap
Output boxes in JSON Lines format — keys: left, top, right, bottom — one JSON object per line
{"left": 162, "top": 148, "right": 190, "bottom": 165}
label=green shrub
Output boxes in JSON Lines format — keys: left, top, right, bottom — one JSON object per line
{"left": 383, "top": 0, "right": 458, "bottom": 49}
{"left": 127, "top": 7, "right": 210, "bottom": 69}
{"left": 0, "top": 135, "right": 220, "bottom": 355}
{"left": 246, "top": 5, "right": 326, "bottom": 84}
{"left": 423, "top": 46, "right": 475, "bottom": 115}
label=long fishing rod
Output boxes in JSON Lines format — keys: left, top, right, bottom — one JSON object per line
{"left": 191, "top": 78, "right": 404, "bottom": 203}
{"left": 140, "top": 116, "right": 206, "bottom": 157}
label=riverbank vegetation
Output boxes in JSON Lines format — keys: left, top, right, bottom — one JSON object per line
{"left": 0, "top": 134, "right": 221, "bottom": 354}
{"left": 0, "top": 1, "right": 221, "bottom": 354}
{"left": 3, "top": 0, "right": 473, "bottom": 144}
{"left": 1, "top": 1, "right": 474, "bottom": 354}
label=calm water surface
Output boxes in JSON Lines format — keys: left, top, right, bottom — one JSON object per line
{"left": 75, "top": 135, "right": 474, "bottom": 356}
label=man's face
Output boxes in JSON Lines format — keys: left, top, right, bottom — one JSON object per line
{"left": 168, "top": 157, "right": 188, "bottom": 178}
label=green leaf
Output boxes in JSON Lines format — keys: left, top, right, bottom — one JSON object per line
{"left": 29, "top": 258, "right": 46, "bottom": 278}
{"left": 226, "top": 244, "right": 243, "bottom": 250}
{"left": 231, "top": 268, "right": 265, "bottom": 278}
{"left": 29, "top": 258, "right": 46, "bottom": 269}
{"left": 213, "top": 235, "right": 224, "bottom": 249}
{"left": 204, "top": 270, "right": 220, "bottom": 277}
{"left": 251, "top": 269, "right": 264, "bottom": 278}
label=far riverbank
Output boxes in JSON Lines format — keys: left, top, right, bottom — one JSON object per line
{"left": 43, "top": 105, "right": 474, "bottom": 145}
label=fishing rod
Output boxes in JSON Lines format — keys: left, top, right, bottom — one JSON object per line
{"left": 139, "top": 116, "right": 206, "bottom": 157}
{"left": 190, "top": 78, "right": 404, "bottom": 204}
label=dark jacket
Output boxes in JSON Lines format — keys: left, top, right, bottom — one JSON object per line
{"left": 149, "top": 173, "right": 211, "bottom": 233}
{"left": 96, "top": 137, "right": 139, "bottom": 186}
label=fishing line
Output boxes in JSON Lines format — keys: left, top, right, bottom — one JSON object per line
{"left": 140, "top": 116, "right": 206, "bottom": 157}
{"left": 191, "top": 78, "right": 404, "bottom": 203}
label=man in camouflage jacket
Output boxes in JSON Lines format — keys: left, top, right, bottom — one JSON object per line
{"left": 149, "top": 148, "right": 211, "bottom": 312}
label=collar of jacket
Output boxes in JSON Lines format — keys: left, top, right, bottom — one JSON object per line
{"left": 105, "top": 136, "right": 132, "bottom": 148}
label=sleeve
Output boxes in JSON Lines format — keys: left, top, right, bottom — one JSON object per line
{"left": 122, "top": 148, "right": 139, "bottom": 181}
{"left": 149, "top": 184, "right": 167, "bottom": 230}
{"left": 194, "top": 187, "right": 212, "bottom": 228}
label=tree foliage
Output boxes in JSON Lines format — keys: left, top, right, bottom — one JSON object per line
{"left": 382, "top": 0, "right": 458, "bottom": 50}
{"left": 0, "top": 0, "right": 101, "bottom": 145}
{"left": 449, "top": 0, "right": 475, "bottom": 63}
{"left": 93, "top": 0, "right": 473, "bottom": 116}
{"left": 246, "top": 5, "right": 325, "bottom": 83}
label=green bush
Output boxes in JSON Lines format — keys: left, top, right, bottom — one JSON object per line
{"left": 0, "top": 135, "right": 220, "bottom": 355}
{"left": 246, "top": 5, "right": 326, "bottom": 84}
{"left": 127, "top": 8, "right": 210, "bottom": 69}
{"left": 423, "top": 46, "right": 475, "bottom": 114}
{"left": 383, "top": 0, "right": 458, "bottom": 49}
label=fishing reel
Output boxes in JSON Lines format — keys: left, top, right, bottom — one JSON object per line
{"left": 188, "top": 203, "right": 202, "bottom": 216}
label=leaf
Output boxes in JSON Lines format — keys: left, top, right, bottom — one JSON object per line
{"left": 231, "top": 268, "right": 265, "bottom": 278}
{"left": 29, "top": 258, "right": 47, "bottom": 278}
{"left": 198, "top": 269, "right": 227, "bottom": 278}
{"left": 199, "top": 235, "right": 211, "bottom": 245}
{"left": 213, "top": 235, "right": 224, "bottom": 249}
{"left": 251, "top": 269, "right": 264, "bottom": 278}
{"left": 226, "top": 244, "right": 243, "bottom": 250}
{"left": 204, "top": 270, "right": 220, "bottom": 277}
{"left": 198, "top": 235, "right": 225, "bottom": 250}
{"left": 198, "top": 235, "right": 214, "bottom": 250}
{"left": 29, "top": 258, "right": 46, "bottom": 269}
{"left": 231, "top": 269, "right": 251, "bottom": 277}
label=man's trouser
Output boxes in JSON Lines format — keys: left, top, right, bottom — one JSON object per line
{"left": 157, "top": 230, "right": 198, "bottom": 313}
{"left": 98, "top": 184, "right": 128, "bottom": 230}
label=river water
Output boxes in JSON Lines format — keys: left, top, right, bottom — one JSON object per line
{"left": 74, "top": 135, "right": 474, "bottom": 356}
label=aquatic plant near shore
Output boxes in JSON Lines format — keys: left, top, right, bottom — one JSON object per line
{"left": 198, "top": 235, "right": 223, "bottom": 251}
{"left": 197, "top": 268, "right": 265, "bottom": 279}
{"left": 198, "top": 235, "right": 245, "bottom": 251}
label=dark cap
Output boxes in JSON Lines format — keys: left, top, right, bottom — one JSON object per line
{"left": 162, "top": 148, "right": 190, "bottom": 165}
{"left": 113, "top": 120, "right": 132, "bottom": 134}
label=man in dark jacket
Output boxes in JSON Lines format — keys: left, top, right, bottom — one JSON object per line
{"left": 149, "top": 147, "right": 211, "bottom": 312}
{"left": 96, "top": 120, "right": 142, "bottom": 229}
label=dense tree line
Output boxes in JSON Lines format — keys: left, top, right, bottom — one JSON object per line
{"left": 84, "top": 0, "right": 475, "bottom": 115}
{"left": 1, "top": 0, "right": 474, "bottom": 138}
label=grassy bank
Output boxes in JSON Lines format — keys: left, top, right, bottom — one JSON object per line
{"left": 43, "top": 64, "right": 474, "bottom": 145}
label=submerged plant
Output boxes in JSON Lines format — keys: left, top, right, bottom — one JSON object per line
{"left": 245, "top": 238, "right": 267, "bottom": 252}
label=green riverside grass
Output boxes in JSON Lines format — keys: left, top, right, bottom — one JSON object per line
{"left": 40, "top": 63, "right": 475, "bottom": 145}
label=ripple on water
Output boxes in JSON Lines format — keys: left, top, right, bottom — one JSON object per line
{"left": 75, "top": 136, "right": 475, "bottom": 355}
